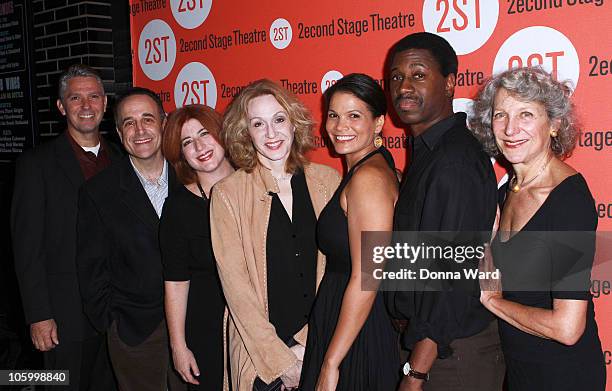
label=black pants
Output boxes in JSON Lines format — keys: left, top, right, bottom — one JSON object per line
{"left": 107, "top": 320, "right": 185, "bottom": 391}
{"left": 423, "top": 320, "right": 505, "bottom": 391}
{"left": 43, "top": 333, "right": 116, "bottom": 391}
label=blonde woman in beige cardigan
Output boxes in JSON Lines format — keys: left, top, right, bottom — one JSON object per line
{"left": 210, "top": 79, "right": 341, "bottom": 391}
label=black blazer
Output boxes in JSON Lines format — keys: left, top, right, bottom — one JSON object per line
{"left": 11, "top": 132, "right": 123, "bottom": 341}
{"left": 76, "top": 156, "right": 177, "bottom": 346}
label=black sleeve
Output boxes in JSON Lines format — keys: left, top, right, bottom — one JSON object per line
{"left": 404, "top": 163, "right": 496, "bottom": 357}
{"left": 549, "top": 180, "right": 597, "bottom": 300}
{"left": 76, "top": 185, "right": 113, "bottom": 333}
{"left": 10, "top": 153, "right": 53, "bottom": 324}
{"left": 159, "top": 195, "right": 191, "bottom": 281}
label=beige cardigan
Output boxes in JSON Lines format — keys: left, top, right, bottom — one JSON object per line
{"left": 210, "top": 162, "right": 340, "bottom": 391}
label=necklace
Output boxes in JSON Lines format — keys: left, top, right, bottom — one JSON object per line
{"left": 509, "top": 156, "right": 553, "bottom": 193}
{"left": 196, "top": 182, "right": 207, "bottom": 198}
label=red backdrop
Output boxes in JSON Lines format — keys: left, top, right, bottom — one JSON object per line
{"left": 130, "top": 0, "right": 612, "bottom": 382}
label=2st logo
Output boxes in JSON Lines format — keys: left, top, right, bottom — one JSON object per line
{"left": 174, "top": 62, "right": 218, "bottom": 109}
{"left": 144, "top": 36, "right": 171, "bottom": 64}
{"left": 171, "top": 0, "right": 212, "bottom": 29}
{"left": 436, "top": 0, "right": 481, "bottom": 32}
{"left": 272, "top": 25, "right": 290, "bottom": 42}
{"left": 138, "top": 20, "right": 177, "bottom": 81}
{"left": 177, "top": 0, "right": 205, "bottom": 12}
{"left": 181, "top": 80, "right": 210, "bottom": 106}
{"left": 508, "top": 51, "right": 565, "bottom": 80}
{"left": 320, "top": 70, "right": 344, "bottom": 94}
{"left": 493, "top": 26, "right": 579, "bottom": 88}
{"left": 269, "top": 18, "right": 293, "bottom": 50}
{"left": 423, "top": 0, "right": 498, "bottom": 55}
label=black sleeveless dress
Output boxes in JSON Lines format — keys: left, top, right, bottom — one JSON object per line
{"left": 300, "top": 147, "right": 400, "bottom": 391}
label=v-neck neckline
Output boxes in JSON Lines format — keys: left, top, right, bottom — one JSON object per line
{"left": 498, "top": 173, "right": 580, "bottom": 243}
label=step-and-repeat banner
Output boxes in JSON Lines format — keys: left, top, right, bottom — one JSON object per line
{"left": 130, "top": 0, "right": 612, "bottom": 382}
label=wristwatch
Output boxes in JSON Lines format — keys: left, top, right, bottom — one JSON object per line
{"left": 402, "top": 361, "right": 429, "bottom": 381}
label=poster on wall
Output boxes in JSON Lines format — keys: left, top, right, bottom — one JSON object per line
{"left": 128, "top": 1, "right": 611, "bottom": 220}
{"left": 130, "top": 0, "right": 612, "bottom": 382}
{"left": 0, "top": 0, "right": 36, "bottom": 162}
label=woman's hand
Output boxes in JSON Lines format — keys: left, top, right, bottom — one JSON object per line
{"left": 279, "top": 344, "right": 306, "bottom": 390}
{"left": 315, "top": 362, "right": 339, "bottom": 391}
{"left": 290, "top": 343, "right": 305, "bottom": 361}
{"left": 171, "top": 345, "right": 200, "bottom": 385}
{"left": 479, "top": 244, "right": 502, "bottom": 308}
{"left": 280, "top": 359, "right": 302, "bottom": 389}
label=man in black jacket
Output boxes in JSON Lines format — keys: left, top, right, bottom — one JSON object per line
{"left": 385, "top": 33, "right": 505, "bottom": 391}
{"left": 76, "top": 87, "right": 182, "bottom": 390}
{"left": 11, "top": 64, "right": 121, "bottom": 390}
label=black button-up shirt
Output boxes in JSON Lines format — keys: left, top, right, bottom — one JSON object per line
{"left": 266, "top": 171, "right": 318, "bottom": 342}
{"left": 385, "top": 112, "right": 497, "bottom": 358}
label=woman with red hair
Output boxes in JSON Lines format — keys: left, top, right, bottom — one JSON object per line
{"left": 160, "top": 104, "right": 234, "bottom": 390}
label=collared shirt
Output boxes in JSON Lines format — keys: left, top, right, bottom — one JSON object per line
{"left": 386, "top": 112, "right": 498, "bottom": 358}
{"left": 129, "top": 158, "right": 169, "bottom": 217}
{"left": 66, "top": 131, "right": 111, "bottom": 180}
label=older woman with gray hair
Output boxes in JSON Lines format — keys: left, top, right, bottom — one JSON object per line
{"left": 471, "top": 66, "right": 605, "bottom": 390}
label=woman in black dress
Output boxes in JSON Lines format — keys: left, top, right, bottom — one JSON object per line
{"left": 300, "top": 74, "right": 400, "bottom": 391}
{"left": 160, "top": 104, "right": 234, "bottom": 390}
{"left": 471, "top": 67, "right": 605, "bottom": 390}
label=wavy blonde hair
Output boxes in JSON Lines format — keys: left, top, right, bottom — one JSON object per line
{"left": 221, "top": 79, "right": 314, "bottom": 173}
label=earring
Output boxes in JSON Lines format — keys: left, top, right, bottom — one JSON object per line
{"left": 374, "top": 135, "right": 383, "bottom": 148}
{"left": 550, "top": 129, "right": 558, "bottom": 138}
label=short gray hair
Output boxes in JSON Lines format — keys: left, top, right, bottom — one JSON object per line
{"left": 57, "top": 64, "right": 104, "bottom": 101}
{"left": 469, "top": 67, "right": 577, "bottom": 158}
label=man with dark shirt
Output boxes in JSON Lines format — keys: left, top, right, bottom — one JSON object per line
{"left": 384, "top": 33, "right": 505, "bottom": 391}
{"left": 11, "top": 64, "right": 120, "bottom": 390}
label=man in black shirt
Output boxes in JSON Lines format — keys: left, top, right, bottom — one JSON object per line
{"left": 384, "top": 32, "right": 505, "bottom": 391}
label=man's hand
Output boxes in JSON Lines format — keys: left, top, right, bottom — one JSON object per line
{"left": 398, "top": 375, "right": 424, "bottom": 391}
{"left": 30, "top": 319, "right": 58, "bottom": 351}
{"left": 171, "top": 345, "right": 200, "bottom": 385}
